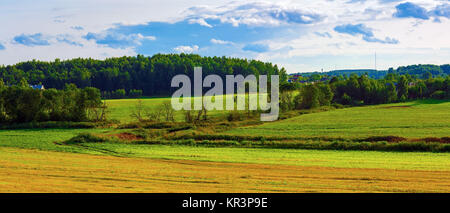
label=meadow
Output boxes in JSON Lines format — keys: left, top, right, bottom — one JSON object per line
{"left": 0, "top": 98, "right": 449, "bottom": 192}
{"left": 105, "top": 93, "right": 267, "bottom": 122}
{"left": 225, "top": 99, "right": 450, "bottom": 139}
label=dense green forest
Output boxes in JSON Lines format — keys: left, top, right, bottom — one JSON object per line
{"left": 293, "top": 64, "right": 450, "bottom": 80}
{"left": 0, "top": 54, "right": 287, "bottom": 97}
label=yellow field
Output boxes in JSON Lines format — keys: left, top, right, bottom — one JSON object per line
{"left": 1, "top": 147, "right": 449, "bottom": 193}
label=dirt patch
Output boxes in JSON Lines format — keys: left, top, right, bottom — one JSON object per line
{"left": 380, "top": 106, "right": 411, "bottom": 109}
{"left": 410, "top": 137, "right": 450, "bottom": 143}
{"left": 363, "top": 136, "right": 407, "bottom": 142}
{"left": 110, "top": 133, "right": 143, "bottom": 141}
{"left": 363, "top": 136, "right": 450, "bottom": 143}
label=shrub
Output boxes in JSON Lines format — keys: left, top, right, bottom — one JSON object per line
{"left": 227, "top": 111, "right": 244, "bottom": 121}
{"left": 65, "top": 133, "right": 107, "bottom": 144}
{"left": 129, "top": 89, "right": 143, "bottom": 98}
{"left": 430, "top": 90, "right": 446, "bottom": 99}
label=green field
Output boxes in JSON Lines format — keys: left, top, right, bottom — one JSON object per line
{"left": 105, "top": 94, "right": 266, "bottom": 122}
{"left": 0, "top": 99, "right": 449, "bottom": 192}
{"left": 225, "top": 99, "right": 450, "bottom": 138}
{"left": 106, "top": 97, "right": 177, "bottom": 122}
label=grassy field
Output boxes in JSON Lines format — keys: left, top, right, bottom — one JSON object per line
{"left": 225, "top": 99, "right": 450, "bottom": 138}
{"left": 105, "top": 94, "right": 255, "bottom": 122}
{"left": 1, "top": 146, "right": 449, "bottom": 192}
{"left": 2, "top": 128, "right": 449, "bottom": 171}
{"left": 1, "top": 127, "right": 450, "bottom": 192}
{"left": 0, "top": 99, "right": 449, "bottom": 192}
{"left": 0, "top": 128, "right": 110, "bottom": 154}
{"left": 106, "top": 97, "right": 178, "bottom": 122}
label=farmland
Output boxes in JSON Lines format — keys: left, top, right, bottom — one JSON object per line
{"left": 225, "top": 99, "right": 450, "bottom": 139}
{"left": 1, "top": 146, "right": 449, "bottom": 193}
{"left": 0, "top": 99, "right": 449, "bottom": 192}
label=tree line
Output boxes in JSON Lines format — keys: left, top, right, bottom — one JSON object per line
{"left": 280, "top": 73, "right": 450, "bottom": 111}
{"left": 293, "top": 64, "right": 450, "bottom": 80}
{"left": 0, "top": 54, "right": 287, "bottom": 97}
{"left": 0, "top": 79, "right": 105, "bottom": 124}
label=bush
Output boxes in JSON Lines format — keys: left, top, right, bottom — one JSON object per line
{"left": 65, "top": 133, "right": 107, "bottom": 144}
{"left": 227, "top": 111, "right": 244, "bottom": 121}
{"left": 430, "top": 90, "right": 446, "bottom": 99}
{"left": 111, "top": 89, "right": 126, "bottom": 99}
{"left": 129, "top": 89, "right": 143, "bottom": 98}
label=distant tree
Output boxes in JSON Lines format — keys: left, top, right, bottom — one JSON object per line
{"left": 317, "top": 83, "right": 333, "bottom": 106}
{"left": 329, "top": 76, "right": 339, "bottom": 84}
{"left": 280, "top": 91, "right": 295, "bottom": 112}
{"left": 423, "top": 71, "right": 433, "bottom": 80}
{"left": 386, "top": 82, "right": 398, "bottom": 103}
{"left": 161, "top": 101, "right": 175, "bottom": 122}
{"left": 298, "top": 84, "right": 320, "bottom": 109}
{"left": 129, "top": 89, "right": 143, "bottom": 98}
{"left": 111, "top": 89, "right": 126, "bottom": 99}
{"left": 130, "top": 99, "right": 146, "bottom": 122}
{"left": 341, "top": 93, "right": 352, "bottom": 105}
{"left": 397, "top": 75, "right": 409, "bottom": 101}
{"left": 347, "top": 74, "right": 361, "bottom": 100}
{"left": 19, "top": 78, "right": 29, "bottom": 88}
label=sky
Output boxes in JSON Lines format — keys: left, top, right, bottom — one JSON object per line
{"left": 0, "top": 0, "right": 449, "bottom": 73}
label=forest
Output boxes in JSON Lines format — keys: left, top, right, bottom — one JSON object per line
{"left": 0, "top": 54, "right": 287, "bottom": 97}
{"left": 294, "top": 64, "right": 450, "bottom": 79}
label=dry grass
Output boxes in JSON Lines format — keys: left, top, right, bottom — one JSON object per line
{"left": 1, "top": 147, "right": 449, "bottom": 193}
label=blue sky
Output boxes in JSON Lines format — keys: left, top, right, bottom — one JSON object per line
{"left": 0, "top": 0, "right": 449, "bottom": 73}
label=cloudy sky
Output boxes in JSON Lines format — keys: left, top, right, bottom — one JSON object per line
{"left": 1, "top": 0, "right": 449, "bottom": 73}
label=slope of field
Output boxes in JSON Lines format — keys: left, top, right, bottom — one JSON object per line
{"left": 107, "top": 97, "right": 229, "bottom": 123}
{"left": 106, "top": 97, "right": 176, "bottom": 122}
{"left": 0, "top": 128, "right": 110, "bottom": 154}
{"left": 225, "top": 100, "right": 450, "bottom": 138}
{"left": 1, "top": 147, "right": 449, "bottom": 193}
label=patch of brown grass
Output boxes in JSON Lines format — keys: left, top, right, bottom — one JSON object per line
{"left": 108, "top": 133, "right": 143, "bottom": 141}
{"left": 380, "top": 106, "right": 412, "bottom": 109}
{"left": 410, "top": 137, "right": 450, "bottom": 143}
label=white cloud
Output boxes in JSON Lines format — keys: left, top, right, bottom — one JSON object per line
{"left": 184, "top": 1, "right": 324, "bottom": 27}
{"left": 210, "top": 38, "right": 233, "bottom": 45}
{"left": 188, "top": 18, "right": 213, "bottom": 27}
{"left": 84, "top": 32, "right": 155, "bottom": 48}
{"left": 173, "top": 45, "right": 199, "bottom": 53}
